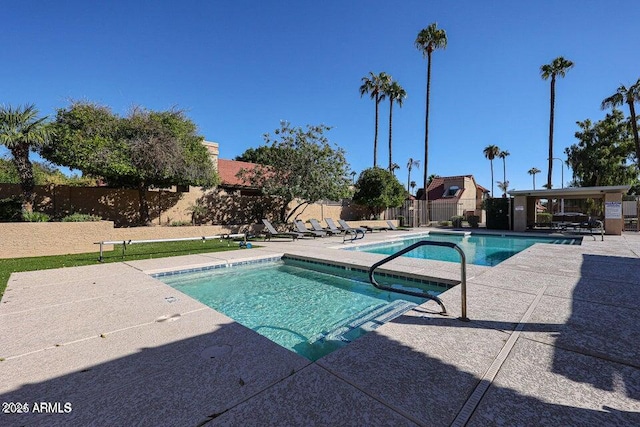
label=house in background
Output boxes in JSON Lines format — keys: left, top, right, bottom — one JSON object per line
{"left": 426, "top": 175, "right": 488, "bottom": 222}
{"left": 216, "top": 159, "right": 262, "bottom": 196}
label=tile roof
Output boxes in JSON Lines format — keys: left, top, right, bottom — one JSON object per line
{"left": 217, "top": 159, "right": 257, "bottom": 187}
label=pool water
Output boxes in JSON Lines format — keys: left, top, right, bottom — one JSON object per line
{"left": 349, "top": 232, "right": 580, "bottom": 266}
{"left": 158, "top": 259, "right": 445, "bottom": 361}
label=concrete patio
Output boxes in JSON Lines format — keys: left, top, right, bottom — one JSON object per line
{"left": 1, "top": 229, "right": 639, "bottom": 426}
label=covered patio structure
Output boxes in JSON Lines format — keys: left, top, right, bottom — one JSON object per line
{"left": 509, "top": 185, "right": 631, "bottom": 235}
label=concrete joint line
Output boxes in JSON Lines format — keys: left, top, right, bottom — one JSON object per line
{"left": 451, "top": 285, "right": 548, "bottom": 427}
{"left": 316, "top": 363, "right": 425, "bottom": 426}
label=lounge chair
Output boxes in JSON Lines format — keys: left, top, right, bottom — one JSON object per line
{"left": 361, "top": 223, "right": 389, "bottom": 232}
{"left": 294, "top": 220, "right": 327, "bottom": 238}
{"left": 262, "top": 219, "right": 302, "bottom": 241}
{"left": 324, "top": 218, "right": 344, "bottom": 235}
{"left": 386, "top": 220, "right": 410, "bottom": 231}
{"left": 337, "top": 219, "right": 366, "bottom": 242}
{"left": 309, "top": 218, "right": 342, "bottom": 236}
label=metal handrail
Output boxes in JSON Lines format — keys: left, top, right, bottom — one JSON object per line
{"left": 368, "top": 240, "right": 469, "bottom": 321}
{"left": 343, "top": 228, "right": 365, "bottom": 243}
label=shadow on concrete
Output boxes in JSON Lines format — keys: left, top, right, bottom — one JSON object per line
{"left": 0, "top": 323, "right": 307, "bottom": 427}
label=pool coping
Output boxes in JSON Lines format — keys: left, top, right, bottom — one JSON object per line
{"left": 1, "top": 229, "right": 639, "bottom": 425}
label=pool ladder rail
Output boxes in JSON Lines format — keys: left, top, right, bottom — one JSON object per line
{"left": 368, "top": 240, "right": 469, "bottom": 322}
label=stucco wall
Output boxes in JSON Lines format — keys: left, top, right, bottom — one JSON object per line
{"left": 0, "top": 221, "right": 116, "bottom": 258}
{"left": 1, "top": 184, "right": 370, "bottom": 227}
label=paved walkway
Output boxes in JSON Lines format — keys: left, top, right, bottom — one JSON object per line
{"left": 0, "top": 229, "right": 639, "bottom": 426}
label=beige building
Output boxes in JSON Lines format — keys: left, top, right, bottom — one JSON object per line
{"left": 426, "top": 175, "right": 488, "bottom": 222}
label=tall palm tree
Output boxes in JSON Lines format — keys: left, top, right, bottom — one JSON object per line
{"left": 540, "top": 56, "right": 574, "bottom": 189}
{"left": 350, "top": 170, "right": 357, "bottom": 184}
{"left": 360, "top": 71, "right": 391, "bottom": 168}
{"left": 528, "top": 167, "right": 541, "bottom": 190}
{"left": 498, "top": 149, "right": 510, "bottom": 186}
{"left": 483, "top": 145, "right": 500, "bottom": 197}
{"left": 415, "top": 22, "right": 447, "bottom": 202}
{"left": 601, "top": 78, "right": 640, "bottom": 166}
{"left": 0, "top": 104, "right": 50, "bottom": 212}
{"left": 406, "top": 157, "right": 420, "bottom": 194}
{"left": 384, "top": 79, "right": 407, "bottom": 172}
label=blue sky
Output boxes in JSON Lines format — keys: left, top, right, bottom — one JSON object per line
{"left": 3, "top": 0, "right": 639, "bottom": 194}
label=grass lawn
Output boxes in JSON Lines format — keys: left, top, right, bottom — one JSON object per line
{"left": 0, "top": 239, "right": 257, "bottom": 300}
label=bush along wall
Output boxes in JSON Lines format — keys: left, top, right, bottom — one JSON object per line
{"left": 485, "top": 198, "right": 511, "bottom": 230}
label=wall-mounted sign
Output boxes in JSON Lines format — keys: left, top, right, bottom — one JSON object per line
{"left": 604, "top": 201, "right": 622, "bottom": 219}
{"left": 515, "top": 205, "right": 524, "bottom": 211}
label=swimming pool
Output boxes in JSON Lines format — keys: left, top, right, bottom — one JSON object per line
{"left": 348, "top": 232, "right": 581, "bottom": 266}
{"left": 157, "top": 258, "right": 450, "bottom": 361}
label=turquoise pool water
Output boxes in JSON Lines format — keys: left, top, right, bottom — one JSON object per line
{"left": 348, "top": 232, "right": 580, "bottom": 266}
{"left": 158, "top": 258, "right": 446, "bottom": 361}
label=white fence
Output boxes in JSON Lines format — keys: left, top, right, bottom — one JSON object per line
{"left": 623, "top": 199, "right": 639, "bottom": 232}
{"left": 385, "top": 198, "right": 480, "bottom": 227}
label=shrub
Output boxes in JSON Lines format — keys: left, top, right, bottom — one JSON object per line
{"left": 22, "top": 211, "right": 50, "bottom": 222}
{"left": 451, "top": 215, "right": 464, "bottom": 228}
{"left": 438, "top": 220, "right": 451, "bottom": 227}
{"left": 61, "top": 213, "right": 102, "bottom": 222}
{"left": 537, "top": 213, "right": 552, "bottom": 224}
{"left": 170, "top": 220, "right": 192, "bottom": 227}
{"left": 0, "top": 197, "right": 22, "bottom": 222}
{"left": 467, "top": 215, "right": 480, "bottom": 228}
{"left": 397, "top": 215, "right": 405, "bottom": 227}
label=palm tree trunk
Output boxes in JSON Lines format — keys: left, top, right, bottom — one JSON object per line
{"left": 628, "top": 101, "right": 640, "bottom": 164}
{"left": 533, "top": 174, "right": 536, "bottom": 190}
{"left": 547, "top": 76, "right": 556, "bottom": 189}
{"left": 10, "top": 143, "right": 35, "bottom": 212}
{"left": 388, "top": 100, "right": 394, "bottom": 172}
{"left": 423, "top": 51, "right": 432, "bottom": 209}
{"left": 407, "top": 166, "right": 411, "bottom": 194}
{"left": 374, "top": 94, "right": 379, "bottom": 168}
{"left": 490, "top": 160, "right": 494, "bottom": 197}
{"left": 502, "top": 158, "right": 507, "bottom": 184}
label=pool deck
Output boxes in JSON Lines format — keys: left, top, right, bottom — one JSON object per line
{"left": 1, "top": 229, "right": 639, "bottom": 426}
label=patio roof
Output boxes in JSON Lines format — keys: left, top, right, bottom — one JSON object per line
{"left": 508, "top": 185, "right": 630, "bottom": 198}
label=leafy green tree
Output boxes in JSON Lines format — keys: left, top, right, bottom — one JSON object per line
{"left": 528, "top": 167, "right": 541, "bottom": 190}
{"left": 360, "top": 71, "right": 391, "bottom": 168}
{"left": 406, "top": 157, "right": 420, "bottom": 194}
{"left": 483, "top": 144, "right": 500, "bottom": 197}
{"left": 43, "top": 102, "right": 218, "bottom": 224}
{"left": 0, "top": 158, "right": 94, "bottom": 186}
{"left": 353, "top": 167, "right": 406, "bottom": 218}
{"left": 601, "top": 78, "right": 640, "bottom": 167}
{"left": 416, "top": 22, "right": 447, "bottom": 199}
{"left": 234, "top": 146, "right": 276, "bottom": 163}
{"left": 238, "top": 122, "right": 351, "bottom": 223}
{"left": 541, "top": 56, "right": 574, "bottom": 189}
{"left": 0, "top": 104, "right": 50, "bottom": 211}
{"left": 384, "top": 79, "right": 407, "bottom": 172}
{"left": 565, "top": 110, "right": 639, "bottom": 192}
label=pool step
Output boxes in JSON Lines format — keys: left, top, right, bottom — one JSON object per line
{"left": 309, "top": 300, "right": 418, "bottom": 345}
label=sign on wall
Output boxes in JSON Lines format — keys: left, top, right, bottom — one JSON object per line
{"left": 604, "top": 201, "right": 622, "bottom": 219}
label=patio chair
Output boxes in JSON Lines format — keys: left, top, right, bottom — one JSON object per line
{"left": 337, "top": 219, "right": 366, "bottom": 242}
{"left": 261, "top": 219, "right": 303, "bottom": 241}
{"left": 386, "top": 220, "right": 411, "bottom": 231}
{"left": 324, "top": 218, "right": 344, "bottom": 235}
{"left": 294, "top": 220, "right": 327, "bottom": 238}
{"left": 361, "top": 223, "right": 389, "bottom": 233}
{"left": 309, "top": 218, "right": 342, "bottom": 236}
